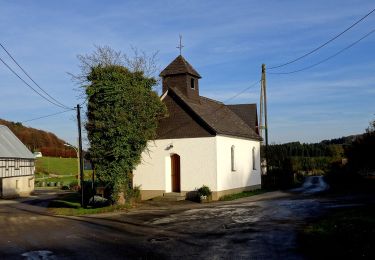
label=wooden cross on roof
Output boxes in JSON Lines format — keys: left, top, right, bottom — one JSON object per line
{"left": 176, "top": 34, "right": 184, "bottom": 55}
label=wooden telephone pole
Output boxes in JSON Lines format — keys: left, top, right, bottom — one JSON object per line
{"left": 260, "top": 64, "right": 269, "bottom": 174}
{"left": 76, "top": 104, "right": 84, "bottom": 207}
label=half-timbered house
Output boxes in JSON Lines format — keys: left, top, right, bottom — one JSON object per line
{"left": 0, "top": 125, "right": 35, "bottom": 198}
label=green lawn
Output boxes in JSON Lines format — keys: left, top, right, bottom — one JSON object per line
{"left": 35, "top": 156, "right": 92, "bottom": 186}
{"left": 299, "top": 205, "right": 375, "bottom": 258}
{"left": 48, "top": 192, "right": 131, "bottom": 215}
{"left": 36, "top": 157, "right": 79, "bottom": 175}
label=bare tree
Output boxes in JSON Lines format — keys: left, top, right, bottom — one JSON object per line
{"left": 70, "top": 45, "right": 159, "bottom": 85}
{"left": 123, "top": 46, "right": 159, "bottom": 77}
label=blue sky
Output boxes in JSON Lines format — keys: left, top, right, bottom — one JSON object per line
{"left": 0, "top": 0, "right": 374, "bottom": 146}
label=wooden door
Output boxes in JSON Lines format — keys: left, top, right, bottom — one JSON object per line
{"left": 171, "top": 154, "right": 180, "bottom": 192}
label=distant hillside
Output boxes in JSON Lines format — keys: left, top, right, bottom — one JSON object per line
{"left": 267, "top": 134, "right": 362, "bottom": 159}
{"left": 320, "top": 135, "right": 361, "bottom": 145}
{"left": 0, "top": 119, "right": 76, "bottom": 157}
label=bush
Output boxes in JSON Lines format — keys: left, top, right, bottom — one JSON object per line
{"left": 61, "top": 185, "right": 70, "bottom": 190}
{"left": 126, "top": 185, "right": 141, "bottom": 202}
{"left": 69, "top": 180, "right": 79, "bottom": 191}
{"left": 324, "top": 160, "right": 362, "bottom": 190}
{"left": 346, "top": 130, "right": 375, "bottom": 174}
{"left": 197, "top": 185, "right": 212, "bottom": 197}
{"left": 186, "top": 185, "right": 212, "bottom": 202}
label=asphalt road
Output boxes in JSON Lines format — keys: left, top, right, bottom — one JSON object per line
{"left": 0, "top": 177, "right": 361, "bottom": 259}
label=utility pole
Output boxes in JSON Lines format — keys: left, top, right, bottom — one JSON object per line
{"left": 260, "top": 64, "right": 269, "bottom": 174}
{"left": 76, "top": 104, "right": 84, "bottom": 207}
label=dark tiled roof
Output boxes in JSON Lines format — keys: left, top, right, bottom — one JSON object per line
{"left": 167, "top": 88, "right": 261, "bottom": 140}
{"left": 227, "top": 104, "right": 259, "bottom": 134}
{"left": 159, "top": 55, "right": 201, "bottom": 78}
{"left": 156, "top": 92, "right": 215, "bottom": 139}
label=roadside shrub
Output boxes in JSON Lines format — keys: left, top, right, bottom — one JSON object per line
{"left": 324, "top": 160, "right": 362, "bottom": 190}
{"left": 198, "top": 185, "right": 212, "bottom": 202}
{"left": 125, "top": 185, "right": 141, "bottom": 204}
{"left": 61, "top": 185, "right": 70, "bottom": 190}
{"left": 197, "top": 185, "right": 212, "bottom": 197}
{"left": 69, "top": 180, "right": 79, "bottom": 191}
{"left": 186, "top": 185, "right": 212, "bottom": 202}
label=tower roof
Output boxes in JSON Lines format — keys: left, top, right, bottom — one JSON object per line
{"left": 159, "top": 55, "right": 201, "bottom": 78}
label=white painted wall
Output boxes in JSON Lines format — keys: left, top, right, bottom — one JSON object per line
{"left": 133, "top": 137, "right": 217, "bottom": 192}
{"left": 1, "top": 175, "right": 34, "bottom": 198}
{"left": 216, "top": 135, "right": 261, "bottom": 191}
{"left": 134, "top": 135, "right": 261, "bottom": 197}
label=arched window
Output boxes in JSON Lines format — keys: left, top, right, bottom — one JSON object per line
{"left": 231, "top": 145, "right": 236, "bottom": 171}
{"left": 252, "top": 147, "right": 256, "bottom": 170}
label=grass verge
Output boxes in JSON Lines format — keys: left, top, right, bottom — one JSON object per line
{"left": 36, "top": 157, "right": 80, "bottom": 175}
{"left": 219, "top": 189, "right": 267, "bottom": 201}
{"left": 48, "top": 192, "right": 131, "bottom": 216}
{"left": 299, "top": 205, "right": 375, "bottom": 259}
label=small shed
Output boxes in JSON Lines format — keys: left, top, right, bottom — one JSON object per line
{"left": 0, "top": 125, "right": 35, "bottom": 198}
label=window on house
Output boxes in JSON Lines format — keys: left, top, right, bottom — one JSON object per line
{"left": 231, "top": 145, "right": 236, "bottom": 171}
{"left": 15, "top": 159, "right": 20, "bottom": 170}
{"left": 191, "top": 78, "right": 195, "bottom": 89}
{"left": 252, "top": 147, "right": 256, "bottom": 170}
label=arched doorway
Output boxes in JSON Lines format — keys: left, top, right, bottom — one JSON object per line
{"left": 170, "top": 154, "right": 180, "bottom": 192}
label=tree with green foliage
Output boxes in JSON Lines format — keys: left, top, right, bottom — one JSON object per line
{"left": 345, "top": 119, "right": 375, "bottom": 174}
{"left": 77, "top": 46, "right": 166, "bottom": 203}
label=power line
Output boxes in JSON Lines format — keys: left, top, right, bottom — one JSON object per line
{"left": 269, "top": 28, "right": 375, "bottom": 75}
{"left": 222, "top": 79, "right": 261, "bottom": 103}
{"left": 21, "top": 108, "right": 74, "bottom": 123}
{"left": 0, "top": 56, "right": 69, "bottom": 109}
{"left": 268, "top": 7, "right": 375, "bottom": 70}
{"left": 0, "top": 43, "right": 71, "bottom": 109}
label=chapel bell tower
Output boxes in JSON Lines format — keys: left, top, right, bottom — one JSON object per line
{"left": 159, "top": 55, "right": 201, "bottom": 102}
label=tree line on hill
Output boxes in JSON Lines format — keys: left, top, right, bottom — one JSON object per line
{"left": 263, "top": 119, "right": 375, "bottom": 189}
{"left": 0, "top": 119, "right": 76, "bottom": 158}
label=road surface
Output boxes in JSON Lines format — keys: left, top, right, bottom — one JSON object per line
{"left": 0, "top": 176, "right": 360, "bottom": 259}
